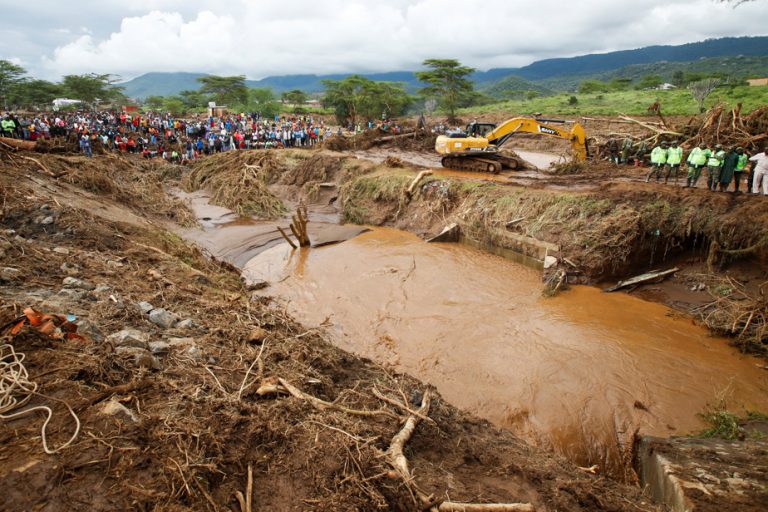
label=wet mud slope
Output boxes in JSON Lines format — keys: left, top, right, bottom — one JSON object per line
{"left": 0, "top": 153, "right": 659, "bottom": 510}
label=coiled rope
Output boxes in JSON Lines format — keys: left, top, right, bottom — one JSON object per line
{"left": 0, "top": 342, "right": 80, "bottom": 454}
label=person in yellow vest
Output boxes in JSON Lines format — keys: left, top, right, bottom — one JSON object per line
{"left": 733, "top": 147, "right": 749, "bottom": 193}
{"left": 664, "top": 141, "right": 683, "bottom": 185}
{"left": 686, "top": 143, "right": 710, "bottom": 188}
{"left": 706, "top": 144, "right": 725, "bottom": 191}
{"left": 646, "top": 141, "right": 668, "bottom": 182}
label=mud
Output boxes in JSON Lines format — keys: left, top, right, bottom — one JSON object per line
{"left": 0, "top": 149, "right": 660, "bottom": 511}
{"left": 247, "top": 227, "right": 768, "bottom": 476}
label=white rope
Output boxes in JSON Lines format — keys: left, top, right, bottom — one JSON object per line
{"left": 0, "top": 342, "right": 80, "bottom": 454}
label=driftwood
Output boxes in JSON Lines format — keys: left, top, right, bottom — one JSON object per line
{"left": 603, "top": 268, "right": 679, "bottom": 292}
{"left": 381, "top": 388, "right": 535, "bottom": 512}
{"left": 406, "top": 170, "right": 433, "bottom": 198}
{"left": 0, "top": 136, "right": 37, "bottom": 151}
{"left": 618, "top": 115, "right": 682, "bottom": 137}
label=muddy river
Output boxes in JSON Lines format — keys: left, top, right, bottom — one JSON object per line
{"left": 243, "top": 228, "right": 768, "bottom": 472}
{"left": 177, "top": 187, "right": 768, "bottom": 475}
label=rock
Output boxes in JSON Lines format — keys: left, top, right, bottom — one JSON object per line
{"left": 166, "top": 337, "right": 196, "bottom": 348}
{"left": 246, "top": 280, "right": 269, "bottom": 291}
{"left": 248, "top": 327, "right": 268, "bottom": 344}
{"left": 106, "top": 260, "right": 124, "bottom": 268}
{"left": 76, "top": 319, "right": 103, "bottom": 342}
{"left": 137, "top": 352, "right": 163, "bottom": 370}
{"left": 60, "top": 262, "right": 80, "bottom": 276}
{"left": 185, "top": 346, "right": 203, "bottom": 361}
{"left": 544, "top": 255, "right": 559, "bottom": 269}
{"left": 52, "top": 247, "right": 70, "bottom": 255}
{"left": 99, "top": 400, "right": 138, "bottom": 423}
{"left": 137, "top": 301, "right": 154, "bottom": 315}
{"left": 426, "top": 223, "right": 460, "bottom": 243}
{"left": 106, "top": 329, "right": 150, "bottom": 349}
{"left": 40, "top": 216, "right": 54, "bottom": 225}
{"left": 58, "top": 288, "right": 87, "bottom": 300}
{"left": 175, "top": 318, "right": 197, "bottom": 330}
{"left": 14, "top": 235, "right": 26, "bottom": 244}
{"left": 62, "top": 276, "right": 95, "bottom": 290}
{"left": 114, "top": 346, "right": 161, "bottom": 369}
{"left": 148, "top": 308, "right": 178, "bottom": 329}
{"left": 148, "top": 341, "right": 171, "bottom": 354}
{"left": 1, "top": 267, "right": 21, "bottom": 279}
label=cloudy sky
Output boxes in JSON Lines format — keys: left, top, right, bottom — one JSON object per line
{"left": 1, "top": 0, "right": 766, "bottom": 81}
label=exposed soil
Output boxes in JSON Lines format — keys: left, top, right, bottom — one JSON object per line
{"left": 0, "top": 149, "right": 662, "bottom": 511}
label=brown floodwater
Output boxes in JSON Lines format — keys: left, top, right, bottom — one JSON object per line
{"left": 248, "top": 227, "right": 768, "bottom": 473}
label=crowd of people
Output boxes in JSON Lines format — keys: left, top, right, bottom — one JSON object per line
{"left": 607, "top": 138, "right": 768, "bottom": 195}
{"left": 1, "top": 110, "right": 337, "bottom": 163}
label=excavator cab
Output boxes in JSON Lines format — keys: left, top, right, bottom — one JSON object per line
{"left": 466, "top": 122, "right": 496, "bottom": 138}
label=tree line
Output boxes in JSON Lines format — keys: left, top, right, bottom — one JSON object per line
{"left": 0, "top": 60, "right": 127, "bottom": 110}
{"left": 0, "top": 59, "right": 479, "bottom": 124}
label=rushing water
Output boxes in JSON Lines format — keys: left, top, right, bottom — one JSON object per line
{"left": 244, "top": 227, "right": 768, "bottom": 473}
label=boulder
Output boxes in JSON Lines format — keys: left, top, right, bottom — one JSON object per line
{"left": 148, "top": 308, "right": 178, "bottom": 329}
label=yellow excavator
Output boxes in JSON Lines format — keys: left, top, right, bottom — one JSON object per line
{"left": 435, "top": 117, "right": 588, "bottom": 173}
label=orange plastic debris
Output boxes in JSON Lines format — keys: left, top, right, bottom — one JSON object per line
{"left": 4, "top": 307, "right": 85, "bottom": 341}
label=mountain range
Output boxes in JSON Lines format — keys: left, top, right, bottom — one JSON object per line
{"left": 118, "top": 36, "right": 768, "bottom": 99}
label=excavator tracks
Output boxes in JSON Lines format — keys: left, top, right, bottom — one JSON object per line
{"left": 440, "top": 156, "right": 518, "bottom": 174}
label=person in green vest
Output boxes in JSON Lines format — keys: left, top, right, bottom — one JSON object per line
{"left": 733, "top": 147, "right": 749, "bottom": 193}
{"left": 706, "top": 144, "right": 726, "bottom": 191}
{"left": 686, "top": 142, "right": 710, "bottom": 188}
{"left": 718, "top": 146, "right": 739, "bottom": 192}
{"left": 664, "top": 140, "right": 684, "bottom": 185}
{"left": 646, "top": 141, "right": 668, "bottom": 182}
{"left": 1, "top": 116, "right": 15, "bottom": 138}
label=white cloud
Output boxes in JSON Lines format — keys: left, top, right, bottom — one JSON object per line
{"left": 26, "top": 0, "right": 768, "bottom": 79}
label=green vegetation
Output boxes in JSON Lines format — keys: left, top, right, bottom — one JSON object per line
{"left": 416, "top": 59, "right": 476, "bottom": 121}
{"left": 196, "top": 75, "right": 248, "bottom": 105}
{"left": 1, "top": 61, "right": 127, "bottom": 109}
{"left": 462, "top": 85, "right": 768, "bottom": 116}
{"left": 322, "top": 75, "right": 411, "bottom": 125}
{"left": 698, "top": 406, "right": 743, "bottom": 440}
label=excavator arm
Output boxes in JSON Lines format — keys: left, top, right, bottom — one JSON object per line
{"left": 484, "top": 117, "right": 587, "bottom": 161}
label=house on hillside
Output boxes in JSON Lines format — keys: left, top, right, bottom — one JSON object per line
{"left": 656, "top": 83, "right": 677, "bottom": 90}
{"left": 747, "top": 78, "right": 768, "bottom": 86}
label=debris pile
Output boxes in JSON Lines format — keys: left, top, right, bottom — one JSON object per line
{"left": 183, "top": 151, "right": 287, "bottom": 218}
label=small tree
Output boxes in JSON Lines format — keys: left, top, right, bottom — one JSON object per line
{"left": 61, "top": 73, "right": 124, "bottom": 107}
{"left": 568, "top": 95, "right": 578, "bottom": 105}
{"left": 197, "top": 75, "right": 247, "bottom": 106}
{"left": 688, "top": 78, "right": 722, "bottom": 113}
{"left": 144, "top": 96, "right": 166, "bottom": 111}
{"left": 578, "top": 80, "right": 608, "bottom": 94}
{"left": 249, "top": 88, "right": 281, "bottom": 118}
{"left": 0, "top": 60, "right": 27, "bottom": 109}
{"left": 281, "top": 89, "right": 308, "bottom": 110}
{"left": 416, "top": 59, "right": 475, "bottom": 122}
{"left": 636, "top": 74, "right": 663, "bottom": 90}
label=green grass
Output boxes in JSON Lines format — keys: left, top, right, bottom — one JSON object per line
{"left": 698, "top": 407, "right": 743, "bottom": 440}
{"left": 463, "top": 85, "right": 768, "bottom": 116}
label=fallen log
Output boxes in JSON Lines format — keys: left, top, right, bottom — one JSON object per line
{"left": 0, "top": 136, "right": 37, "bottom": 151}
{"left": 603, "top": 268, "right": 679, "bottom": 292}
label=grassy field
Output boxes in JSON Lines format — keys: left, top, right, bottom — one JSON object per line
{"left": 464, "top": 85, "right": 768, "bottom": 116}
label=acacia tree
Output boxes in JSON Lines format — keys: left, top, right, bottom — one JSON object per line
{"left": 322, "top": 75, "right": 410, "bottom": 125}
{"left": 415, "top": 59, "right": 475, "bottom": 122}
{"left": 248, "top": 88, "right": 281, "bottom": 117}
{"left": 0, "top": 60, "right": 27, "bottom": 110}
{"left": 61, "top": 73, "right": 125, "bottom": 107}
{"left": 281, "top": 89, "right": 307, "bottom": 110}
{"left": 197, "top": 75, "right": 247, "bottom": 106}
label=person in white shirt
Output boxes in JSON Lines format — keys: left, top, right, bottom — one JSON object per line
{"left": 749, "top": 147, "right": 768, "bottom": 195}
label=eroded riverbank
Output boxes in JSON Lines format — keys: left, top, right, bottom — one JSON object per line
{"left": 243, "top": 227, "right": 768, "bottom": 474}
